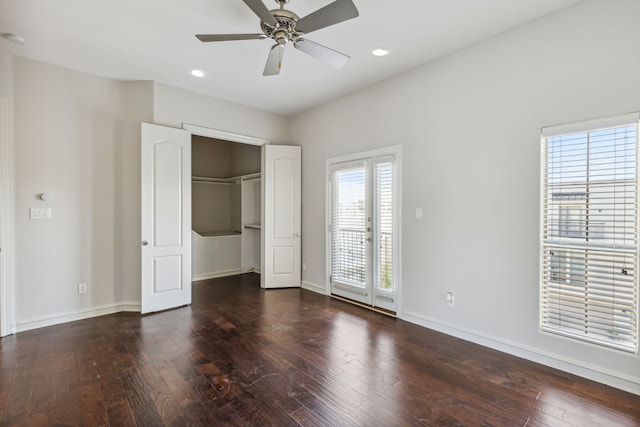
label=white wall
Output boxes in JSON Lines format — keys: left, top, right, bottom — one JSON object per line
{"left": 13, "top": 57, "right": 124, "bottom": 328}
{"left": 0, "top": 51, "right": 13, "bottom": 98}
{"left": 290, "top": 0, "right": 640, "bottom": 393}
{"left": 7, "top": 57, "right": 291, "bottom": 330}
{"left": 117, "top": 81, "right": 154, "bottom": 305}
{"left": 0, "top": 50, "right": 15, "bottom": 336}
{"left": 4, "top": 0, "right": 640, "bottom": 393}
{"left": 153, "top": 82, "right": 290, "bottom": 144}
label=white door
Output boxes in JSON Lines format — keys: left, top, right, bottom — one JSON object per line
{"left": 329, "top": 153, "right": 398, "bottom": 311}
{"left": 262, "top": 145, "right": 301, "bottom": 288}
{"left": 141, "top": 123, "right": 192, "bottom": 313}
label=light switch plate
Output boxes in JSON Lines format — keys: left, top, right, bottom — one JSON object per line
{"left": 30, "top": 208, "right": 52, "bottom": 219}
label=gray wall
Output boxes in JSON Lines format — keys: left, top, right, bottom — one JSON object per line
{"left": 290, "top": 0, "right": 640, "bottom": 392}
{"left": 7, "top": 58, "right": 288, "bottom": 329}
{"left": 2, "top": 0, "right": 639, "bottom": 393}
{"left": 191, "top": 136, "right": 260, "bottom": 234}
{"left": 13, "top": 57, "right": 124, "bottom": 324}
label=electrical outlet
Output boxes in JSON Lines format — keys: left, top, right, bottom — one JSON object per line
{"left": 78, "top": 283, "right": 87, "bottom": 294}
{"left": 302, "top": 262, "right": 307, "bottom": 271}
{"left": 446, "top": 291, "right": 455, "bottom": 307}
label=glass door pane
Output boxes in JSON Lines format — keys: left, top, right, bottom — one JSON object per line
{"left": 331, "top": 163, "right": 370, "bottom": 301}
{"left": 374, "top": 161, "right": 394, "bottom": 291}
{"left": 330, "top": 155, "right": 397, "bottom": 311}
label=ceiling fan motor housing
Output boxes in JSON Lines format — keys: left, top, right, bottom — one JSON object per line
{"left": 261, "top": 8, "right": 302, "bottom": 45}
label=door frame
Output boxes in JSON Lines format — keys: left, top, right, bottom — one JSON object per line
{"left": 325, "top": 145, "right": 403, "bottom": 312}
{"left": 141, "top": 122, "right": 270, "bottom": 310}
{"left": 0, "top": 97, "right": 14, "bottom": 336}
{"left": 182, "top": 124, "right": 269, "bottom": 146}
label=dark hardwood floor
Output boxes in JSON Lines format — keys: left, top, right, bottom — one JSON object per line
{"left": 0, "top": 273, "right": 638, "bottom": 426}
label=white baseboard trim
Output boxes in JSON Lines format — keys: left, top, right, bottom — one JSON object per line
{"left": 401, "top": 310, "right": 640, "bottom": 395}
{"left": 15, "top": 302, "right": 141, "bottom": 334}
{"left": 192, "top": 269, "right": 243, "bottom": 281}
{"left": 301, "top": 280, "right": 327, "bottom": 295}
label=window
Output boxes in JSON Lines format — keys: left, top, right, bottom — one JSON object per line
{"left": 541, "top": 113, "right": 639, "bottom": 353}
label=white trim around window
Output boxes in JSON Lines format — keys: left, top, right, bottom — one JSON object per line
{"left": 540, "top": 113, "right": 639, "bottom": 353}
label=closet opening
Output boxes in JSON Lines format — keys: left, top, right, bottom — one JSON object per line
{"left": 191, "top": 135, "right": 262, "bottom": 282}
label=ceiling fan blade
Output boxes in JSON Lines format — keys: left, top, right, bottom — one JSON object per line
{"left": 264, "top": 44, "right": 286, "bottom": 76}
{"left": 242, "top": 0, "right": 278, "bottom": 27}
{"left": 295, "top": 0, "right": 359, "bottom": 34}
{"left": 294, "top": 39, "right": 350, "bottom": 69}
{"left": 196, "top": 34, "right": 265, "bottom": 42}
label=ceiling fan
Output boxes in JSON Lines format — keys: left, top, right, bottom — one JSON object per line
{"left": 196, "top": 0, "right": 359, "bottom": 76}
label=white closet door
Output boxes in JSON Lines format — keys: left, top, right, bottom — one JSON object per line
{"left": 141, "top": 123, "right": 192, "bottom": 313}
{"left": 262, "top": 145, "right": 301, "bottom": 288}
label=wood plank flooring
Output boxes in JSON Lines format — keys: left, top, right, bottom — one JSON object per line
{"left": 0, "top": 273, "right": 638, "bottom": 426}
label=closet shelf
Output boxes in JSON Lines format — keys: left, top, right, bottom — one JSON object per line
{"left": 192, "top": 176, "right": 240, "bottom": 185}
{"left": 195, "top": 230, "right": 241, "bottom": 237}
{"left": 243, "top": 224, "right": 261, "bottom": 230}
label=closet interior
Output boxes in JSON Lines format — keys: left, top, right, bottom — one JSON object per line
{"left": 191, "top": 135, "right": 262, "bottom": 280}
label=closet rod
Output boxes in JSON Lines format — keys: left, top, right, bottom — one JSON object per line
{"left": 192, "top": 181, "right": 237, "bottom": 186}
{"left": 242, "top": 173, "right": 261, "bottom": 181}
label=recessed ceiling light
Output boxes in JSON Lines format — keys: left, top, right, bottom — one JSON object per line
{"left": 190, "top": 69, "right": 206, "bottom": 78}
{"left": 3, "top": 33, "right": 26, "bottom": 45}
{"left": 371, "top": 48, "right": 389, "bottom": 57}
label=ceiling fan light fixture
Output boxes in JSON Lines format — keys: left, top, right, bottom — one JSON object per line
{"left": 371, "top": 48, "right": 389, "bottom": 57}
{"left": 190, "top": 69, "right": 206, "bottom": 78}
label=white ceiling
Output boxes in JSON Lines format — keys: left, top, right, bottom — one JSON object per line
{"left": 1, "top": 0, "right": 581, "bottom": 116}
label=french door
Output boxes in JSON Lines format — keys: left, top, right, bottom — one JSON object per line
{"left": 329, "top": 150, "right": 399, "bottom": 312}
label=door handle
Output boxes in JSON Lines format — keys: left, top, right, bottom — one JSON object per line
{"left": 142, "top": 240, "right": 149, "bottom": 246}
{"left": 294, "top": 232, "right": 301, "bottom": 237}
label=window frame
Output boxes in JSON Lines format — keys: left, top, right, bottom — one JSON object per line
{"left": 540, "top": 113, "right": 640, "bottom": 353}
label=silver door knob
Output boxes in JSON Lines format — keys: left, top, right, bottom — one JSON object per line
{"left": 295, "top": 232, "right": 301, "bottom": 237}
{"left": 142, "top": 240, "right": 149, "bottom": 246}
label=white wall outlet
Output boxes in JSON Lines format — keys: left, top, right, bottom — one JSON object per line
{"left": 446, "top": 291, "right": 455, "bottom": 307}
{"left": 302, "top": 262, "right": 307, "bottom": 271}
{"left": 78, "top": 283, "right": 87, "bottom": 294}
{"left": 416, "top": 208, "right": 423, "bottom": 220}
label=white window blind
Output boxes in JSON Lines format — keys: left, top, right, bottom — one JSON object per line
{"left": 373, "top": 160, "right": 394, "bottom": 291}
{"left": 541, "top": 115, "right": 639, "bottom": 353}
{"left": 331, "top": 162, "right": 367, "bottom": 287}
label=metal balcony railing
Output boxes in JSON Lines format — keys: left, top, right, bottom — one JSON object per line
{"left": 550, "top": 221, "right": 606, "bottom": 239}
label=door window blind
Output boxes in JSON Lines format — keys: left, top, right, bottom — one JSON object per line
{"left": 331, "top": 163, "right": 367, "bottom": 287}
{"left": 541, "top": 117, "right": 639, "bottom": 352}
{"left": 374, "top": 160, "right": 394, "bottom": 291}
